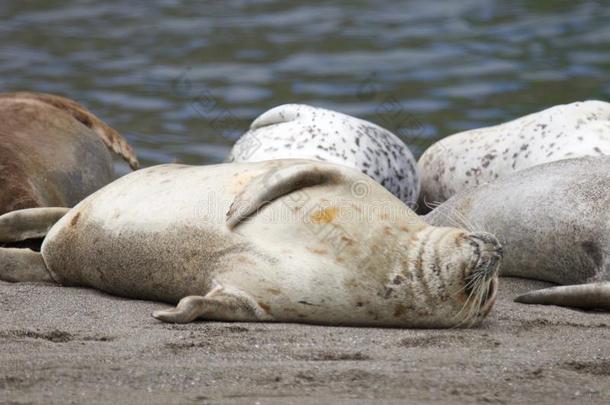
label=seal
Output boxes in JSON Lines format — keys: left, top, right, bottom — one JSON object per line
{"left": 0, "top": 159, "right": 501, "bottom": 328}
{"left": 227, "top": 104, "right": 420, "bottom": 208}
{"left": 425, "top": 156, "right": 610, "bottom": 310}
{"left": 418, "top": 100, "right": 610, "bottom": 210}
{"left": 0, "top": 92, "right": 139, "bottom": 215}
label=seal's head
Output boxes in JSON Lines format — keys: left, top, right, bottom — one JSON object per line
{"left": 394, "top": 227, "right": 501, "bottom": 328}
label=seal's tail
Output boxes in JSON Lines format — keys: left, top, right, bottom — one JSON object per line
{"left": 0, "top": 92, "right": 140, "bottom": 170}
{"left": 0, "top": 208, "right": 67, "bottom": 283}
{"left": 514, "top": 282, "right": 610, "bottom": 311}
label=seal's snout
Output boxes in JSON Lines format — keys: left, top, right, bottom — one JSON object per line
{"left": 463, "top": 232, "right": 502, "bottom": 300}
{"left": 468, "top": 232, "right": 503, "bottom": 258}
{"left": 468, "top": 233, "right": 503, "bottom": 272}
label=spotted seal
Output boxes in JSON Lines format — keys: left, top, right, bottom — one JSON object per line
{"left": 0, "top": 159, "right": 500, "bottom": 328}
{"left": 425, "top": 156, "right": 610, "bottom": 310}
{"left": 418, "top": 100, "right": 610, "bottom": 210}
{"left": 227, "top": 104, "right": 420, "bottom": 208}
{"left": 0, "top": 92, "right": 139, "bottom": 215}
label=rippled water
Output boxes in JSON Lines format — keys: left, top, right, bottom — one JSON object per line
{"left": 2, "top": 0, "right": 609, "bottom": 171}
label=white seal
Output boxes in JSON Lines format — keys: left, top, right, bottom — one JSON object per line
{"left": 227, "top": 104, "right": 420, "bottom": 207}
{"left": 418, "top": 100, "right": 610, "bottom": 209}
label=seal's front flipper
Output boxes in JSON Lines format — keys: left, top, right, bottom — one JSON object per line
{"left": 0, "top": 208, "right": 69, "bottom": 243}
{"left": 152, "top": 296, "right": 206, "bottom": 323}
{"left": 226, "top": 162, "right": 341, "bottom": 229}
{"left": 0, "top": 248, "right": 54, "bottom": 283}
{"left": 152, "top": 285, "right": 273, "bottom": 323}
{"left": 514, "top": 282, "right": 610, "bottom": 311}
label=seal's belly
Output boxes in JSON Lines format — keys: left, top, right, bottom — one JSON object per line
{"left": 43, "top": 215, "right": 242, "bottom": 302}
{"left": 40, "top": 160, "right": 421, "bottom": 311}
{"left": 38, "top": 161, "right": 340, "bottom": 302}
{"left": 40, "top": 163, "right": 260, "bottom": 302}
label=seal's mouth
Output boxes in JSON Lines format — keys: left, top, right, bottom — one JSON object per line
{"left": 463, "top": 232, "right": 503, "bottom": 316}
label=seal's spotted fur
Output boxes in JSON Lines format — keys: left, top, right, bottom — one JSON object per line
{"left": 228, "top": 104, "right": 420, "bottom": 207}
{"left": 418, "top": 100, "right": 610, "bottom": 207}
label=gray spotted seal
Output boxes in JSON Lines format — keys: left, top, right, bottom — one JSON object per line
{"left": 425, "top": 156, "right": 610, "bottom": 310}
{"left": 418, "top": 100, "right": 610, "bottom": 210}
{"left": 0, "top": 92, "right": 139, "bottom": 215}
{"left": 0, "top": 159, "right": 501, "bottom": 328}
{"left": 227, "top": 104, "right": 420, "bottom": 208}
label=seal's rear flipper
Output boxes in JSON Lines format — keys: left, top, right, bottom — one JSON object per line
{"left": 514, "top": 282, "right": 610, "bottom": 311}
{"left": 152, "top": 285, "right": 273, "bottom": 323}
{"left": 0, "top": 208, "right": 69, "bottom": 243}
{"left": 249, "top": 104, "right": 303, "bottom": 130}
{"left": 226, "top": 162, "right": 341, "bottom": 229}
{"left": 0, "top": 248, "right": 54, "bottom": 283}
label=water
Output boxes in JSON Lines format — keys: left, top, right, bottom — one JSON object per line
{"left": 1, "top": 0, "right": 609, "bottom": 171}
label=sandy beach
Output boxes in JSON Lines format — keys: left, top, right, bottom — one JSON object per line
{"left": 0, "top": 277, "right": 608, "bottom": 404}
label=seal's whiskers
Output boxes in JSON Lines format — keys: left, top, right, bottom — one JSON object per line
{"left": 431, "top": 206, "right": 469, "bottom": 232}
{"left": 452, "top": 268, "right": 492, "bottom": 327}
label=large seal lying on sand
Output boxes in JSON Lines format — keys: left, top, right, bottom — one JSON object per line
{"left": 425, "top": 156, "right": 610, "bottom": 310}
{"left": 0, "top": 92, "right": 139, "bottom": 215}
{"left": 0, "top": 160, "right": 501, "bottom": 328}
{"left": 418, "top": 100, "right": 610, "bottom": 210}
{"left": 227, "top": 104, "right": 420, "bottom": 208}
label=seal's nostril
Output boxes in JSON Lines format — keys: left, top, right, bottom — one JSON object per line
{"left": 468, "top": 233, "right": 502, "bottom": 257}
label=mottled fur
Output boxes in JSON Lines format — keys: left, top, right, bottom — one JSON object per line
{"left": 228, "top": 104, "right": 420, "bottom": 207}
{"left": 419, "top": 101, "right": 610, "bottom": 210}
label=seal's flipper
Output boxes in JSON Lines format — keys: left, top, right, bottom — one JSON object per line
{"left": 0, "top": 92, "right": 139, "bottom": 170}
{"left": 152, "top": 285, "right": 273, "bottom": 323}
{"left": 514, "top": 282, "right": 610, "bottom": 311}
{"left": 226, "top": 162, "right": 341, "bottom": 229}
{"left": 0, "top": 248, "right": 54, "bottom": 283}
{"left": 152, "top": 296, "right": 206, "bottom": 323}
{"left": 0, "top": 208, "right": 69, "bottom": 243}
{"left": 249, "top": 104, "right": 302, "bottom": 130}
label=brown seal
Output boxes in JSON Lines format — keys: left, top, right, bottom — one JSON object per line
{"left": 0, "top": 92, "right": 138, "bottom": 215}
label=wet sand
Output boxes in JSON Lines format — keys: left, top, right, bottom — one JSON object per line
{"left": 1, "top": 277, "right": 608, "bottom": 404}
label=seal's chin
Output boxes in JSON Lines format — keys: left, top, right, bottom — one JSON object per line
{"left": 479, "top": 276, "right": 498, "bottom": 317}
